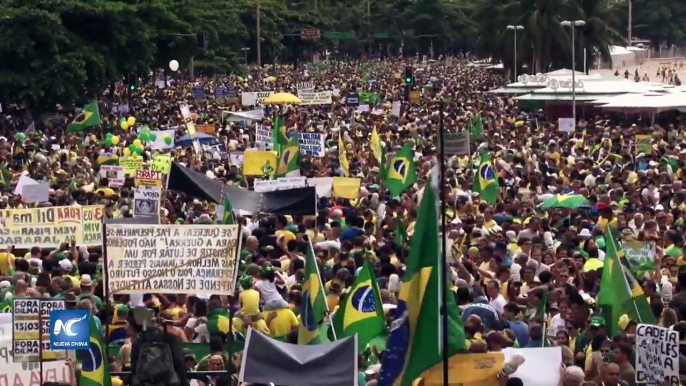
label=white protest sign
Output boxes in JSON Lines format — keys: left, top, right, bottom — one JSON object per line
{"left": 230, "top": 151, "right": 244, "bottom": 167}
{"left": 0, "top": 314, "right": 71, "bottom": 385}
{"left": 241, "top": 91, "right": 275, "bottom": 106}
{"left": 391, "top": 101, "right": 401, "bottom": 117}
{"left": 21, "top": 182, "right": 49, "bottom": 204}
{"left": 636, "top": 324, "right": 680, "bottom": 385}
{"left": 254, "top": 177, "right": 307, "bottom": 193}
{"left": 558, "top": 118, "right": 575, "bottom": 133}
{"left": 256, "top": 130, "right": 326, "bottom": 157}
{"left": 150, "top": 129, "right": 176, "bottom": 150}
{"left": 297, "top": 91, "right": 332, "bottom": 105}
{"left": 100, "top": 165, "right": 126, "bottom": 187}
{"left": 502, "top": 347, "right": 562, "bottom": 386}
{"left": 297, "top": 81, "right": 314, "bottom": 91}
{"left": 13, "top": 174, "right": 36, "bottom": 196}
{"left": 105, "top": 224, "right": 242, "bottom": 295}
{"left": 307, "top": 177, "right": 333, "bottom": 197}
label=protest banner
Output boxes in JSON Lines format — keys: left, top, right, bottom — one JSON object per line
{"left": 297, "top": 91, "right": 333, "bottom": 105}
{"left": 297, "top": 81, "right": 314, "bottom": 91}
{"left": 241, "top": 91, "right": 275, "bottom": 106}
{"left": 133, "top": 186, "right": 161, "bottom": 217}
{"left": 0, "top": 314, "right": 71, "bottom": 385}
{"left": 635, "top": 324, "right": 680, "bottom": 385}
{"left": 12, "top": 298, "right": 66, "bottom": 362}
{"left": 100, "top": 165, "right": 125, "bottom": 186}
{"left": 635, "top": 134, "right": 653, "bottom": 155}
{"left": 0, "top": 206, "right": 104, "bottom": 248}
{"left": 151, "top": 154, "right": 172, "bottom": 174}
{"left": 443, "top": 131, "right": 470, "bottom": 156}
{"left": 254, "top": 177, "right": 307, "bottom": 193}
{"left": 558, "top": 118, "right": 575, "bottom": 133}
{"left": 134, "top": 170, "right": 164, "bottom": 187}
{"left": 105, "top": 224, "right": 242, "bottom": 295}
{"left": 119, "top": 155, "right": 144, "bottom": 175}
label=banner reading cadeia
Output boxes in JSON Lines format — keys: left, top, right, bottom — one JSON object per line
{"left": 0, "top": 206, "right": 104, "bottom": 248}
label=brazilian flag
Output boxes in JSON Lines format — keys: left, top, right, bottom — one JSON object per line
{"left": 68, "top": 103, "right": 101, "bottom": 133}
{"left": 80, "top": 314, "right": 112, "bottom": 386}
{"left": 0, "top": 300, "right": 11, "bottom": 313}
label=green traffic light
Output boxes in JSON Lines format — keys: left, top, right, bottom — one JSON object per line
{"left": 405, "top": 77, "right": 411, "bottom": 83}
{"left": 130, "top": 85, "right": 135, "bottom": 90}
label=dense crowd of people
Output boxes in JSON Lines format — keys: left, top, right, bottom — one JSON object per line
{"left": 2, "top": 57, "right": 686, "bottom": 386}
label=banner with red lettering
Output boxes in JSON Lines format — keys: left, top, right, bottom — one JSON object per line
{"left": 0, "top": 206, "right": 104, "bottom": 248}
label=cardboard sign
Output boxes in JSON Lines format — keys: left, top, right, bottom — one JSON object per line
{"left": 134, "top": 170, "right": 163, "bottom": 187}
{"left": 636, "top": 324, "right": 680, "bottom": 385}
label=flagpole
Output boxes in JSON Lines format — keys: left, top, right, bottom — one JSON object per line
{"left": 439, "top": 100, "right": 449, "bottom": 386}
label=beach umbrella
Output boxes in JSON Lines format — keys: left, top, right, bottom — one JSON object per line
{"left": 264, "top": 92, "right": 302, "bottom": 104}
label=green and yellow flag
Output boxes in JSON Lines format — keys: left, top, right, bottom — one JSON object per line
{"left": 379, "top": 167, "right": 466, "bottom": 386}
{"left": 384, "top": 142, "right": 417, "bottom": 197}
{"left": 472, "top": 153, "right": 499, "bottom": 204}
{"left": 80, "top": 314, "right": 112, "bottom": 386}
{"left": 598, "top": 229, "right": 657, "bottom": 337}
{"left": 339, "top": 134, "right": 349, "bottom": 177}
{"left": 207, "top": 307, "right": 231, "bottom": 334}
{"left": 222, "top": 193, "right": 235, "bottom": 225}
{"left": 275, "top": 134, "right": 300, "bottom": 178}
{"left": 272, "top": 116, "right": 289, "bottom": 153}
{"left": 68, "top": 103, "right": 101, "bottom": 133}
{"left": 298, "top": 240, "right": 330, "bottom": 345}
{"left": 332, "top": 257, "right": 386, "bottom": 352}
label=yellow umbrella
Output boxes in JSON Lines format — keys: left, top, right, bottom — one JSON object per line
{"left": 264, "top": 92, "right": 302, "bottom": 104}
{"left": 583, "top": 258, "right": 604, "bottom": 272}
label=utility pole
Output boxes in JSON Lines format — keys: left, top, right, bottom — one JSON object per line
{"left": 256, "top": 0, "right": 262, "bottom": 67}
{"left": 627, "top": 0, "right": 632, "bottom": 45}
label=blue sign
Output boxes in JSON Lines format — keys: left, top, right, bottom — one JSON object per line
{"left": 346, "top": 93, "right": 359, "bottom": 106}
{"left": 192, "top": 86, "right": 205, "bottom": 99}
{"left": 214, "top": 86, "right": 226, "bottom": 97}
{"left": 226, "top": 84, "right": 239, "bottom": 102}
{"left": 49, "top": 310, "right": 90, "bottom": 350}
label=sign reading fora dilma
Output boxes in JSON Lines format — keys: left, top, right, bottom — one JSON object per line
{"left": 12, "top": 298, "right": 67, "bottom": 362}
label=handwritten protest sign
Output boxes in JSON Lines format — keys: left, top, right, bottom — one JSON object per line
{"left": 636, "top": 324, "right": 680, "bottom": 385}
{"left": 105, "top": 224, "right": 242, "bottom": 295}
{"left": 12, "top": 298, "right": 66, "bottom": 362}
{"left": 254, "top": 177, "right": 307, "bottom": 193}
{"left": 0, "top": 314, "right": 70, "bottom": 384}
{"left": 241, "top": 91, "right": 275, "bottom": 106}
{"left": 622, "top": 240, "right": 657, "bottom": 275}
{"left": 297, "top": 91, "right": 333, "bottom": 105}
{"left": 119, "top": 155, "right": 144, "bottom": 175}
{"left": 151, "top": 154, "right": 172, "bottom": 174}
{"left": 0, "top": 206, "right": 104, "bottom": 248}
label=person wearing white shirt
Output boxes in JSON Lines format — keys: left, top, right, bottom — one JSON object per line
{"left": 486, "top": 280, "right": 507, "bottom": 315}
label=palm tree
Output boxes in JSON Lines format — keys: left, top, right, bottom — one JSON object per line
{"left": 473, "top": 0, "right": 624, "bottom": 73}
{"left": 570, "top": 0, "right": 625, "bottom": 71}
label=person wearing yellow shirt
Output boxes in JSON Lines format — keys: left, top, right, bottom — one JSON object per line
{"left": 275, "top": 215, "right": 296, "bottom": 249}
{"left": 596, "top": 203, "right": 617, "bottom": 232}
{"left": 264, "top": 307, "right": 299, "bottom": 338}
{"left": 238, "top": 276, "right": 261, "bottom": 317}
{"left": 0, "top": 247, "right": 15, "bottom": 276}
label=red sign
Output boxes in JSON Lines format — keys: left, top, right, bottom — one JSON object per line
{"left": 300, "top": 29, "right": 321, "bottom": 40}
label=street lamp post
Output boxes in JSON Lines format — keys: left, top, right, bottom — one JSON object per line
{"left": 506, "top": 25, "right": 524, "bottom": 82}
{"left": 256, "top": 0, "right": 261, "bottom": 67}
{"left": 561, "top": 20, "right": 585, "bottom": 127}
{"left": 241, "top": 47, "right": 250, "bottom": 65}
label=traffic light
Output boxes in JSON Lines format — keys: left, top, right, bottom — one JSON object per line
{"left": 404, "top": 66, "right": 413, "bottom": 84}
{"left": 128, "top": 73, "right": 137, "bottom": 91}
